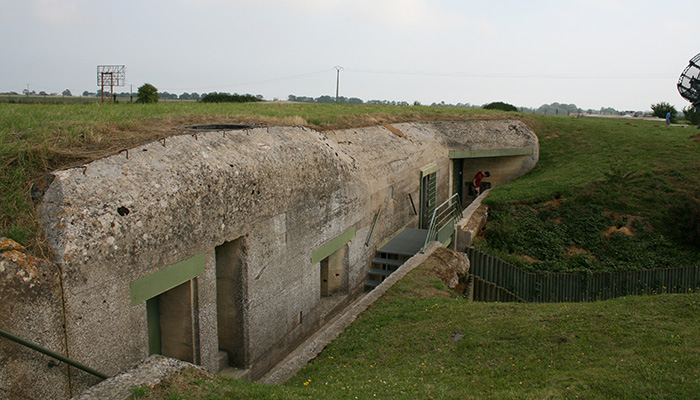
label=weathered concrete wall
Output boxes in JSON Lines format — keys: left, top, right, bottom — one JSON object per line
{"left": 0, "top": 238, "right": 70, "bottom": 400}
{"left": 25, "top": 119, "right": 537, "bottom": 397}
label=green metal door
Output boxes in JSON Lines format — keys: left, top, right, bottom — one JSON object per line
{"left": 420, "top": 163, "right": 437, "bottom": 229}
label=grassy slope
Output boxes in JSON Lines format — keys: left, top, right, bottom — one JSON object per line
{"left": 480, "top": 116, "right": 700, "bottom": 272}
{"left": 133, "top": 262, "right": 700, "bottom": 400}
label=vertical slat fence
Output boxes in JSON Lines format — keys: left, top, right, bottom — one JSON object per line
{"left": 466, "top": 247, "right": 700, "bottom": 303}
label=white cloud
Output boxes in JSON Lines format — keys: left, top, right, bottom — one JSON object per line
{"left": 32, "top": 0, "right": 83, "bottom": 24}
{"left": 177, "top": 0, "right": 465, "bottom": 28}
{"left": 342, "top": 0, "right": 466, "bottom": 28}
{"left": 471, "top": 17, "right": 499, "bottom": 39}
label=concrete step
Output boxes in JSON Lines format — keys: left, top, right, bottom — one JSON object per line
{"left": 372, "top": 257, "right": 404, "bottom": 267}
{"left": 369, "top": 268, "right": 393, "bottom": 277}
{"left": 365, "top": 279, "right": 382, "bottom": 289}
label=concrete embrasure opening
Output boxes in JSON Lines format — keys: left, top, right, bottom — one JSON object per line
{"left": 215, "top": 237, "right": 247, "bottom": 369}
{"left": 181, "top": 124, "right": 255, "bottom": 132}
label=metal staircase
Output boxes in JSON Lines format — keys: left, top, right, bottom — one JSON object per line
{"left": 365, "top": 194, "right": 462, "bottom": 290}
{"left": 365, "top": 228, "right": 428, "bottom": 290}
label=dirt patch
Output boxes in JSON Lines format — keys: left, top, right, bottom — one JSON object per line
{"left": 543, "top": 198, "right": 563, "bottom": 208}
{"left": 602, "top": 214, "right": 643, "bottom": 237}
{"left": 564, "top": 246, "right": 596, "bottom": 259}
{"left": 382, "top": 123, "right": 406, "bottom": 139}
{"left": 544, "top": 134, "right": 559, "bottom": 139}
{"left": 520, "top": 254, "right": 539, "bottom": 263}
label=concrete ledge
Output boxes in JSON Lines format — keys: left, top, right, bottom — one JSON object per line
{"left": 72, "top": 355, "right": 207, "bottom": 400}
{"left": 455, "top": 189, "right": 490, "bottom": 251}
{"left": 259, "top": 241, "right": 443, "bottom": 384}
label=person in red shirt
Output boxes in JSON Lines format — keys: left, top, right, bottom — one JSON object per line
{"left": 472, "top": 171, "right": 490, "bottom": 195}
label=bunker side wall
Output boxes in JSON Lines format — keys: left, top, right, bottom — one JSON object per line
{"left": 30, "top": 120, "right": 538, "bottom": 396}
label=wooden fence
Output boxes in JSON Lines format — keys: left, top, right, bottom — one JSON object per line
{"left": 466, "top": 247, "right": 700, "bottom": 302}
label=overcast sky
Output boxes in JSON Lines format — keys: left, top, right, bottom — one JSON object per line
{"left": 1, "top": 0, "right": 698, "bottom": 111}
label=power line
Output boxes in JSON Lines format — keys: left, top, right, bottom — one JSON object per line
{"left": 343, "top": 68, "right": 675, "bottom": 80}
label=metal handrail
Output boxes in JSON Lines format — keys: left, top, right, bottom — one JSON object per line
{"left": 422, "top": 193, "right": 462, "bottom": 252}
{"left": 0, "top": 327, "right": 109, "bottom": 380}
{"left": 365, "top": 209, "right": 382, "bottom": 246}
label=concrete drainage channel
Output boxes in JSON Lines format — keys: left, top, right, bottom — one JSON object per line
{"left": 180, "top": 124, "right": 257, "bottom": 132}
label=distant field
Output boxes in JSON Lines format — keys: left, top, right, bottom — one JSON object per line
{"left": 1, "top": 94, "right": 197, "bottom": 104}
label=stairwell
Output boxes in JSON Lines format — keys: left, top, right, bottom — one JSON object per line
{"left": 365, "top": 228, "right": 428, "bottom": 290}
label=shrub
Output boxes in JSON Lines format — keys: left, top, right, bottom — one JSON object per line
{"left": 683, "top": 106, "right": 700, "bottom": 125}
{"left": 669, "top": 193, "right": 700, "bottom": 247}
{"left": 650, "top": 101, "right": 678, "bottom": 123}
{"left": 483, "top": 101, "right": 518, "bottom": 112}
{"left": 136, "top": 83, "right": 159, "bottom": 104}
{"left": 200, "top": 92, "right": 262, "bottom": 103}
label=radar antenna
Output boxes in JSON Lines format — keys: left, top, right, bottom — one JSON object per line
{"left": 677, "top": 53, "right": 700, "bottom": 127}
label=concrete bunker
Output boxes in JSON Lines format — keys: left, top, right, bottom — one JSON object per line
{"left": 2, "top": 120, "right": 538, "bottom": 398}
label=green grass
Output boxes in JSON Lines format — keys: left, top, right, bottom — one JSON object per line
{"left": 479, "top": 116, "right": 700, "bottom": 272}
{"left": 132, "top": 262, "right": 700, "bottom": 399}
{"left": 0, "top": 101, "right": 505, "bottom": 253}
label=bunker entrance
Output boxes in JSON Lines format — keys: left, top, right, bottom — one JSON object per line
{"left": 146, "top": 280, "right": 198, "bottom": 363}
{"left": 215, "top": 237, "right": 248, "bottom": 369}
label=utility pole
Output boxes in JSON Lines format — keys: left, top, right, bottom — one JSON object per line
{"left": 334, "top": 66, "right": 343, "bottom": 103}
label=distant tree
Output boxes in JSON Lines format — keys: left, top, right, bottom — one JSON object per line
{"left": 39, "top": 91, "right": 48, "bottom": 96}
{"left": 315, "top": 95, "right": 334, "bottom": 104}
{"left": 62, "top": 89, "right": 72, "bottom": 97}
{"left": 200, "top": 92, "right": 262, "bottom": 103}
{"left": 136, "top": 83, "right": 159, "bottom": 104}
{"left": 683, "top": 106, "right": 700, "bottom": 125}
{"left": 288, "top": 94, "right": 314, "bottom": 103}
{"left": 179, "top": 92, "right": 191, "bottom": 100}
{"left": 191, "top": 92, "right": 200, "bottom": 101}
{"left": 483, "top": 101, "right": 518, "bottom": 112}
{"left": 157, "top": 91, "right": 177, "bottom": 100}
{"left": 651, "top": 102, "right": 678, "bottom": 123}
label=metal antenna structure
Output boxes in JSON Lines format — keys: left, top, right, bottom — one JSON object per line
{"left": 334, "top": 66, "right": 343, "bottom": 103}
{"left": 97, "top": 65, "right": 126, "bottom": 104}
{"left": 677, "top": 53, "right": 700, "bottom": 127}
